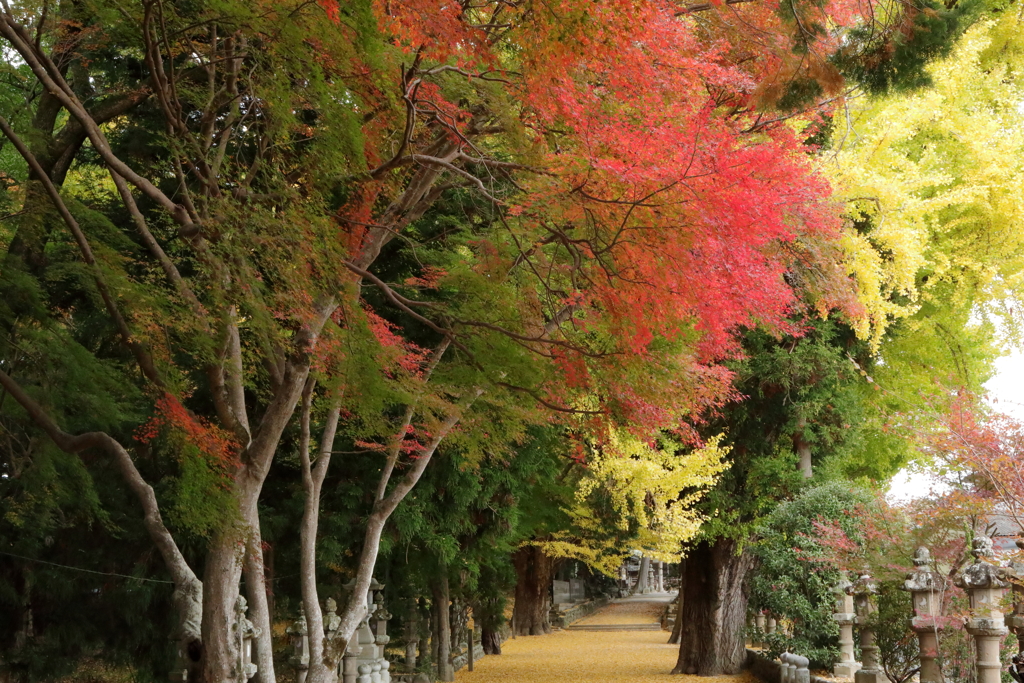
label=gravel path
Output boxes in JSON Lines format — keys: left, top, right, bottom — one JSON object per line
{"left": 460, "top": 595, "right": 757, "bottom": 683}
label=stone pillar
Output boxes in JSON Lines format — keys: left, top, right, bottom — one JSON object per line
{"left": 853, "top": 572, "right": 884, "bottom": 683}
{"left": 833, "top": 575, "right": 860, "bottom": 678}
{"left": 372, "top": 592, "right": 391, "bottom": 683}
{"left": 902, "top": 548, "right": 941, "bottom": 683}
{"left": 793, "top": 654, "right": 810, "bottom": 683}
{"left": 956, "top": 536, "right": 1010, "bottom": 683}
{"left": 754, "top": 612, "right": 766, "bottom": 647}
{"left": 779, "top": 652, "right": 793, "bottom": 683}
{"left": 766, "top": 614, "right": 777, "bottom": 635}
{"left": 287, "top": 602, "right": 310, "bottom": 683}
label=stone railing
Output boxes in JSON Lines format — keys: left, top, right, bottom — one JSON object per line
{"left": 746, "top": 649, "right": 827, "bottom": 683}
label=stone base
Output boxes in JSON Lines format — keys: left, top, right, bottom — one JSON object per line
{"left": 854, "top": 669, "right": 884, "bottom": 683}
{"left": 834, "top": 663, "right": 861, "bottom": 679}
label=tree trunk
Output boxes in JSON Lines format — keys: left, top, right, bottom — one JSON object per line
{"left": 244, "top": 531, "right": 275, "bottom": 683}
{"left": 795, "top": 417, "right": 812, "bottom": 479}
{"left": 481, "top": 627, "right": 502, "bottom": 655}
{"left": 433, "top": 575, "right": 453, "bottom": 682}
{"left": 668, "top": 592, "right": 683, "bottom": 645}
{"left": 637, "top": 556, "right": 651, "bottom": 593}
{"left": 201, "top": 531, "right": 245, "bottom": 683}
{"left": 511, "top": 546, "right": 555, "bottom": 636}
{"left": 430, "top": 599, "right": 439, "bottom": 669}
{"left": 405, "top": 600, "right": 419, "bottom": 669}
{"left": 672, "top": 539, "right": 756, "bottom": 676}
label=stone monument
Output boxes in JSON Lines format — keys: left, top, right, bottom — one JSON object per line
{"left": 956, "top": 536, "right": 1009, "bottom": 683}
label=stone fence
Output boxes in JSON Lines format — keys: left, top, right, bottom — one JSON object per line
{"left": 746, "top": 650, "right": 830, "bottom": 683}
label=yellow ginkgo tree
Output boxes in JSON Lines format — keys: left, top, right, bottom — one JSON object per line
{"left": 535, "top": 431, "right": 730, "bottom": 576}
{"left": 830, "top": 12, "right": 1024, "bottom": 356}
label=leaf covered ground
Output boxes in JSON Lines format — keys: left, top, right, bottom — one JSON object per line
{"left": 462, "top": 597, "right": 760, "bottom": 683}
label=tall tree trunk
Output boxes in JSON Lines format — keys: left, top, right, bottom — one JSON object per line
{"left": 672, "top": 539, "right": 756, "bottom": 676}
{"left": 405, "top": 600, "right": 419, "bottom": 669}
{"left": 430, "top": 600, "right": 439, "bottom": 669}
{"left": 481, "top": 627, "right": 502, "bottom": 655}
{"left": 637, "top": 556, "right": 651, "bottom": 593}
{"left": 795, "top": 417, "right": 812, "bottom": 478}
{"left": 512, "top": 546, "right": 555, "bottom": 636}
{"left": 201, "top": 531, "right": 246, "bottom": 683}
{"left": 433, "top": 575, "right": 453, "bottom": 682}
{"left": 244, "top": 531, "right": 275, "bottom": 683}
{"left": 668, "top": 591, "right": 683, "bottom": 645}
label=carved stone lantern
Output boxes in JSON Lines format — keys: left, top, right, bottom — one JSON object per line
{"left": 852, "top": 572, "right": 884, "bottom": 683}
{"left": 956, "top": 536, "right": 1010, "bottom": 683}
{"left": 234, "top": 596, "right": 260, "bottom": 681}
{"left": 902, "top": 547, "right": 941, "bottom": 683}
{"left": 287, "top": 602, "right": 310, "bottom": 683}
{"left": 832, "top": 575, "right": 860, "bottom": 678}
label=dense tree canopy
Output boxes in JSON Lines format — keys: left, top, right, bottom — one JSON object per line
{"left": 2, "top": 0, "right": 1024, "bottom": 681}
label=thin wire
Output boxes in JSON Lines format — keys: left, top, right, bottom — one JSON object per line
{"left": 0, "top": 550, "right": 175, "bottom": 584}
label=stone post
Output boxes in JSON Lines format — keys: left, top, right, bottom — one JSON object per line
{"left": 766, "top": 614, "right": 777, "bottom": 636}
{"left": 852, "top": 572, "right": 884, "bottom": 683}
{"left": 956, "top": 536, "right": 1010, "bottom": 683}
{"left": 832, "top": 575, "right": 860, "bottom": 678}
{"left": 779, "top": 652, "right": 791, "bottom": 683}
{"left": 902, "top": 548, "right": 941, "bottom": 683}
{"left": 287, "top": 602, "right": 310, "bottom": 683}
{"left": 793, "top": 654, "right": 810, "bottom": 683}
{"left": 755, "top": 612, "right": 766, "bottom": 647}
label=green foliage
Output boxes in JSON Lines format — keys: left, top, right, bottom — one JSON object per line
{"left": 696, "top": 316, "right": 895, "bottom": 542}
{"left": 836, "top": 0, "right": 975, "bottom": 95}
{"left": 751, "top": 482, "right": 874, "bottom": 668}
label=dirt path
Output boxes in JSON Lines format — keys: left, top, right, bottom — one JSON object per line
{"left": 460, "top": 594, "right": 758, "bottom": 683}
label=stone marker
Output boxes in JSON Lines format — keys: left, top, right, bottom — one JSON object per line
{"left": 956, "top": 536, "right": 1010, "bottom": 683}
{"left": 902, "top": 547, "right": 941, "bottom": 683}
{"left": 852, "top": 572, "right": 884, "bottom": 683}
{"left": 287, "top": 602, "right": 310, "bottom": 683}
{"left": 833, "top": 575, "right": 860, "bottom": 678}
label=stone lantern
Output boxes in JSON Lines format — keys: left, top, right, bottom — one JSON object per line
{"left": 234, "top": 596, "right": 260, "bottom": 681}
{"left": 287, "top": 602, "right": 311, "bottom": 683}
{"left": 956, "top": 536, "right": 1010, "bottom": 683}
{"left": 338, "top": 577, "right": 390, "bottom": 683}
{"left": 832, "top": 575, "right": 860, "bottom": 678}
{"left": 852, "top": 572, "right": 883, "bottom": 683}
{"left": 902, "top": 547, "right": 941, "bottom": 683}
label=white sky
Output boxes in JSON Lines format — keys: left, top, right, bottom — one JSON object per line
{"left": 886, "top": 348, "right": 1024, "bottom": 501}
